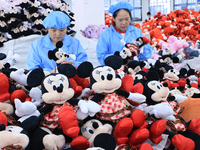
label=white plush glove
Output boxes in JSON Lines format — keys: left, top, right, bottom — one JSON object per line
{"left": 118, "top": 71, "right": 125, "bottom": 79}
{"left": 86, "top": 100, "right": 101, "bottom": 114}
{"left": 78, "top": 100, "right": 88, "bottom": 114}
{"left": 29, "top": 87, "right": 43, "bottom": 107}
{"left": 76, "top": 109, "right": 89, "bottom": 120}
{"left": 134, "top": 103, "right": 152, "bottom": 112}
{"left": 77, "top": 100, "right": 101, "bottom": 120}
{"left": 10, "top": 68, "right": 28, "bottom": 86}
{"left": 144, "top": 103, "right": 176, "bottom": 121}
{"left": 68, "top": 54, "right": 76, "bottom": 61}
{"left": 127, "top": 93, "right": 146, "bottom": 103}
{"left": 173, "top": 94, "right": 188, "bottom": 103}
{"left": 77, "top": 88, "right": 92, "bottom": 99}
{"left": 7, "top": 50, "right": 21, "bottom": 66}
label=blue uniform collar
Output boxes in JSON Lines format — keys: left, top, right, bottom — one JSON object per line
{"left": 110, "top": 24, "right": 135, "bottom": 33}
{"left": 43, "top": 34, "right": 71, "bottom": 48}
{"left": 110, "top": 24, "right": 136, "bottom": 41}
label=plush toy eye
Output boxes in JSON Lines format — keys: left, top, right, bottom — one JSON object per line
{"left": 86, "top": 127, "right": 94, "bottom": 134}
{"left": 51, "top": 81, "right": 57, "bottom": 91}
{"left": 7, "top": 127, "right": 13, "bottom": 132}
{"left": 100, "top": 72, "right": 105, "bottom": 80}
{"left": 91, "top": 121, "right": 99, "bottom": 129}
{"left": 157, "top": 85, "right": 160, "bottom": 89}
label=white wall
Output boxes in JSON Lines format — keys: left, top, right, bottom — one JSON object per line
{"left": 69, "top": 0, "right": 105, "bottom": 32}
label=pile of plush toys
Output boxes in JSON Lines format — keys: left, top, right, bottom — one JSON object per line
{"left": 141, "top": 9, "right": 200, "bottom": 52}
{"left": 1, "top": 35, "right": 200, "bottom": 150}
{"left": 0, "top": 0, "right": 76, "bottom": 47}
{"left": 80, "top": 24, "right": 108, "bottom": 39}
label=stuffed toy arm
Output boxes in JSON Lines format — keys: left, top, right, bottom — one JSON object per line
{"left": 4, "top": 50, "right": 20, "bottom": 68}
{"left": 69, "top": 98, "right": 101, "bottom": 120}
{"left": 39, "top": 104, "right": 54, "bottom": 114}
{"left": 77, "top": 99, "right": 101, "bottom": 115}
{"left": 68, "top": 54, "right": 76, "bottom": 61}
{"left": 116, "top": 89, "right": 146, "bottom": 103}
{"left": 168, "top": 94, "right": 188, "bottom": 103}
{"left": 144, "top": 103, "right": 176, "bottom": 121}
{"left": 10, "top": 68, "right": 28, "bottom": 86}
{"left": 29, "top": 87, "right": 43, "bottom": 107}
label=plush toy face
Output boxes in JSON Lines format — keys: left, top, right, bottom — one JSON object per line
{"left": 184, "top": 87, "right": 200, "bottom": 97}
{"left": 119, "top": 47, "right": 132, "bottom": 59}
{"left": 147, "top": 80, "right": 169, "bottom": 102}
{"left": 41, "top": 73, "right": 74, "bottom": 104}
{"left": 164, "top": 69, "right": 179, "bottom": 82}
{"left": 128, "top": 66, "right": 141, "bottom": 76}
{"left": 55, "top": 48, "right": 68, "bottom": 64}
{"left": 169, "top": 88, "right": 182, "bottom": 96}
{"left": 0, "top": 125, "right": 29, "bottom": 149}
{"left": 81, "top": 119, "right": 112, "bottom": 147}
{"left": 159, "top": 55, "right": 173, "bottom": 65}
{"left": 91, "top": 66, "right": 121, "bottom": 94}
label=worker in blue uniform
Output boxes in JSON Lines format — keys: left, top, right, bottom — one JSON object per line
{"left": 26, "top": 11, "right": 88, "bottom": 72}
{"left": 96, "top": 1, "right": 152, "bottom": 65}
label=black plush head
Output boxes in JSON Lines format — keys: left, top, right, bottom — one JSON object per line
{"left": 77, "top": 55, "right": 123, "bottom": 94}
{"left": 143, "top": 70, "right": 169, "bottom": 105}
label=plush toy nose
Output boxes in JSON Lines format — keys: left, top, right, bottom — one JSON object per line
{"left": 57, "top": 84, "right": 63, "bottom": 93}
{"left": 163, "top": 82, "right": 168, "bottom": 87}
{"left": 107, "top": 74, "right": 113, "bottom": 80}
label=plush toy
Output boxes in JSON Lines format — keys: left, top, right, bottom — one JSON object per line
{"left": 114, "top": 37, "right": 149, "bottom": 65}
{"left": 80, "top": 25, "right": 99, "bottom": 39}
{"left": 76, "top": 56, "right": 170, "bottom": 148}
{"left": 48, "top": 41, "right": 89, "bottom": 97}
{"left": 143, "top": 70, "right": 200, "bottom": 149}
{"left": 27, "top": 64, "right": 101, "bottom": 149}
{"left": 81, "top": 119, "right": 117, "bottom": 149}
{"left": 0, "top": 125, "right": 30, "bottom": 149}
{"left": 184, "top": 41, "right": 200, "bottom": 59}
{"left": 135, "top": 36, "right": 150, "bottom": 53}
{"left": 48, "top": 41, "right": 76, "bottom": 65}
{"left": 114, "top": 44, "right": 137, "bottom": 65}
{"left": 12, "top": 97, "right": 66, "bottom": 150}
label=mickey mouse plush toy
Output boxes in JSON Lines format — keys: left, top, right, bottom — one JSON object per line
{"left": 26, "top": 63, "right": 101, "bottom": 150}
{"left": 48, "top": 41, "right": 89, "bottom": 97}
{"left": 143, "top": 70, "right": 200, "bottom": 150}
{"left": 48, "top": 41, "right": 76, "bottom": 65}
{"left": 77, "top": 56, "right": 170, "bottom": 149}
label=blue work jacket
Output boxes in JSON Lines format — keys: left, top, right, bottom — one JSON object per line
{"left": 26, "top": 34, "right": 88, "bottom": 72}
{"left": 96, "top": 25, "right": 152, "bottom": 65}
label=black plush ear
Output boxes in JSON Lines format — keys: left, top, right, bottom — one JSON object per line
{"left": 56, "top": 41, "right": 63, "bottom": 48}
{"left": 172, "top": 56, "right": 179, "bottom": 63}
{"left": 0, "top": 124, "right": 5, "bottom": 131}
{"left": 139, "top": 61, "right": 146, "bottom": 69}
{"left": 179, "top": 68, "right": 187, "bottom": 78}
{"left": 48, "top": 50, "right": 57, "bottom": 61}
{"left": 146, "top": 70, "right": 160, "bottom": 81}
{"left": 77, "top": 61, "right": 94, "bottom": 78}
{"left": 104, "top": 55, "right": 123, "bottom": 70}
{"left": 57, "top": 63, "right": 76, "bottom": 78}
{"left": 186, "top": 63, "right": 195, "bottom": 77}
{"left": 94, "top": 133, "right": 117, "bottom": 150}
{"left": 27, "top": 68, "right": 46, "bottom": 87}
{"left": 114, "top": 51, "right": 120, "bottom": 57}
{"left": 0, "top": 53, "right": 6, "bottom": 60}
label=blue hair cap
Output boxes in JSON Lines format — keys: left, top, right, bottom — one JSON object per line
{"left": 109, "top": 1, "right": 133, "bottom": 15}
{"left": 42, "top": 11, "right": 71, "bottom": 29}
